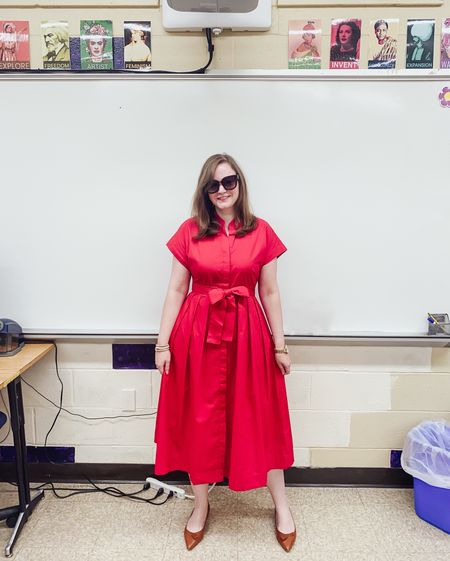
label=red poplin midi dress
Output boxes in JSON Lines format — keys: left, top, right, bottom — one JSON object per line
{"left": 154, "top": 213, "right": 294, "bottom": 492}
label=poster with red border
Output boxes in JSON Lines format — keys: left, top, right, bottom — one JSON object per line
{"left": 0, "top": 21, "right": 30, "bottom": 70}
{"left": 329, "top": 19, "right": 361, "bottom": 70}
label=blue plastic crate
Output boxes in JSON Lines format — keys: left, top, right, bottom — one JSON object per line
{"left": 414, "top": 477, "right": 450, "bottom": 534}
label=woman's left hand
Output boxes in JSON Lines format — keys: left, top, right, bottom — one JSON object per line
{"left": 275, "top": 353, "right": 291, "bottom": 375}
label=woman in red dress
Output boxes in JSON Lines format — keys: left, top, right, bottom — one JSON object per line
{"left": 154, "top": 154, "right": 296, "bottom": 551}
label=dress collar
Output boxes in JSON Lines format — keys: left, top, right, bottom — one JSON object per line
{"left": 214, "top": 211, "right": 238, "bottom": 235}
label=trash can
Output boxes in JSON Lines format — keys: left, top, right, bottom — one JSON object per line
{"left": 401, "top": 419, "right": 450, "bottom": 534}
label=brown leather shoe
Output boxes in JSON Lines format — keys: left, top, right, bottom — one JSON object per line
{"left": 184, "top": 502, "right": 210, "bottom": 551}
{"left": 274, "top": 508, "right": 296, "bottom": 552}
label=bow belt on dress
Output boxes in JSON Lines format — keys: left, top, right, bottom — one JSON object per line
{"left": 192, "top": 283, "right": 255, "bottom": 345}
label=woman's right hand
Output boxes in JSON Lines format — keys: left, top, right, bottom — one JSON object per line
{"left": 155, "top": 350, "right": 171, "bottom": 376}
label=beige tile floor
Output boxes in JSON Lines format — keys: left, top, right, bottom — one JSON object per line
{"left": 0, "top": 482, "right": 449, "bottom": 561}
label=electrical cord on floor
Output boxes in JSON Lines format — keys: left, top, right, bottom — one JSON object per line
{"left": 82, "top": 476, "right": 173, "bottom": 504}
{"left": 5, "top": 479, "right": 174, "bottom": 505}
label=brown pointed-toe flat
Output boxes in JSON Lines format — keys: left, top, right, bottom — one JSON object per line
{"left": 184, "top": 502, "right": 210, "bottom": 551}
{"left": 275, "top": 508, "right": 297, "bottom": 552}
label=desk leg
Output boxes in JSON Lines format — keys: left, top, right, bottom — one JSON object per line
{"left": 1, "top": 377, "right": 44, "bottom": 557}
{"left": 8, "top": 377, "right": 30, "bottom": 509}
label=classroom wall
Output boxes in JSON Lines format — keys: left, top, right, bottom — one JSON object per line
{"left": 1, "top": 343, "right": 450, "bottom": 468}
{"left": 1, "top": 1, "right": 449, "bottom": 469}
{"left": 0, "top": 1, "right": 449, "bottom": 70}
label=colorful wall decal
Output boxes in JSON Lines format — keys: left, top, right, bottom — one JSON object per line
{"left": 439, "top": 87, "right": 450, "bottom": 108}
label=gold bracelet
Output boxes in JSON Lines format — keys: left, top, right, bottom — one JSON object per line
{"left": 155, "top": 344, "right": 170, "bottom": 352}
{"left": 274, "top": 344, "right": 289, "bottom": 354}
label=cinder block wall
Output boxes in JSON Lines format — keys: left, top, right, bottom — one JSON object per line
{"left": 2, "top": 343, "right": 449, "bottom": 467}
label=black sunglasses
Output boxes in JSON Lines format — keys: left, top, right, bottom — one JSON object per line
{"left": 204, "top": 174, "right": 239, "bottom": 194}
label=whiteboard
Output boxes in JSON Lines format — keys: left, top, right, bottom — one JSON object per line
{"left": 1, "top": 73, "right": 449, "bottom": 335}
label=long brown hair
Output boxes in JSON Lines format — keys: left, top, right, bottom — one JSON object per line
{"left": 191, "top": 153, "right": 257, "bottom": 239}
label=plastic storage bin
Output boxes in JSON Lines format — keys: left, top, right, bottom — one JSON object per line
{"left": 401, "top": 419, "right": 450, "bottom": 534}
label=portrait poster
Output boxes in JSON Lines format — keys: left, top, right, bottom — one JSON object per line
{"left": 0, "top": 21, "right": 30, "bottom": 70}
{"left": 288, "top": 20, "right": 321, "bottom": 69}
{"left": 329, "top": 19, "right": 361, "bottom": 69}
{"left": 440, "top": 18, "right": 450, "bottom": 69}
{"left": 124, "top": 21, "right": 151, "bottom": 71}
{"left": 41, "top": 21, "right": 71, "bottom": 70}
{"left": 80, "top": 20, "right": 113, "bottom": 71}
{"left": 368, "top": 19, "right": 399, "bottom": 69}
{"left": 406, "top": 19, "right": 435, "bottom": 69}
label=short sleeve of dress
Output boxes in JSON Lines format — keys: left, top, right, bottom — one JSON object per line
{"left": 263, "top": 221, "right": 287, "bottom": 266}
{"left": 166, "top": 219, "right": 191, "bottom": 269}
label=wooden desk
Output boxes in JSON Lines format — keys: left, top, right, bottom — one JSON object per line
{"left": 0, "top": 343, "right": 53, "bottom": 557}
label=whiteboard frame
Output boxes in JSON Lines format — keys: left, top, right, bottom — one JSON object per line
{"left": 23, "top": 331, "right": 450, "bottom": 346}
{"left": 2, "top": 71, "right": 450, "bottom": 338}
{"left": 1, "top": 69, "right": 450, "bottom": 81}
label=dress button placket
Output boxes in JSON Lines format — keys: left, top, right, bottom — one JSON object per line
{"left": 219, "top": 225, "right": 231, "bottom": 474}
